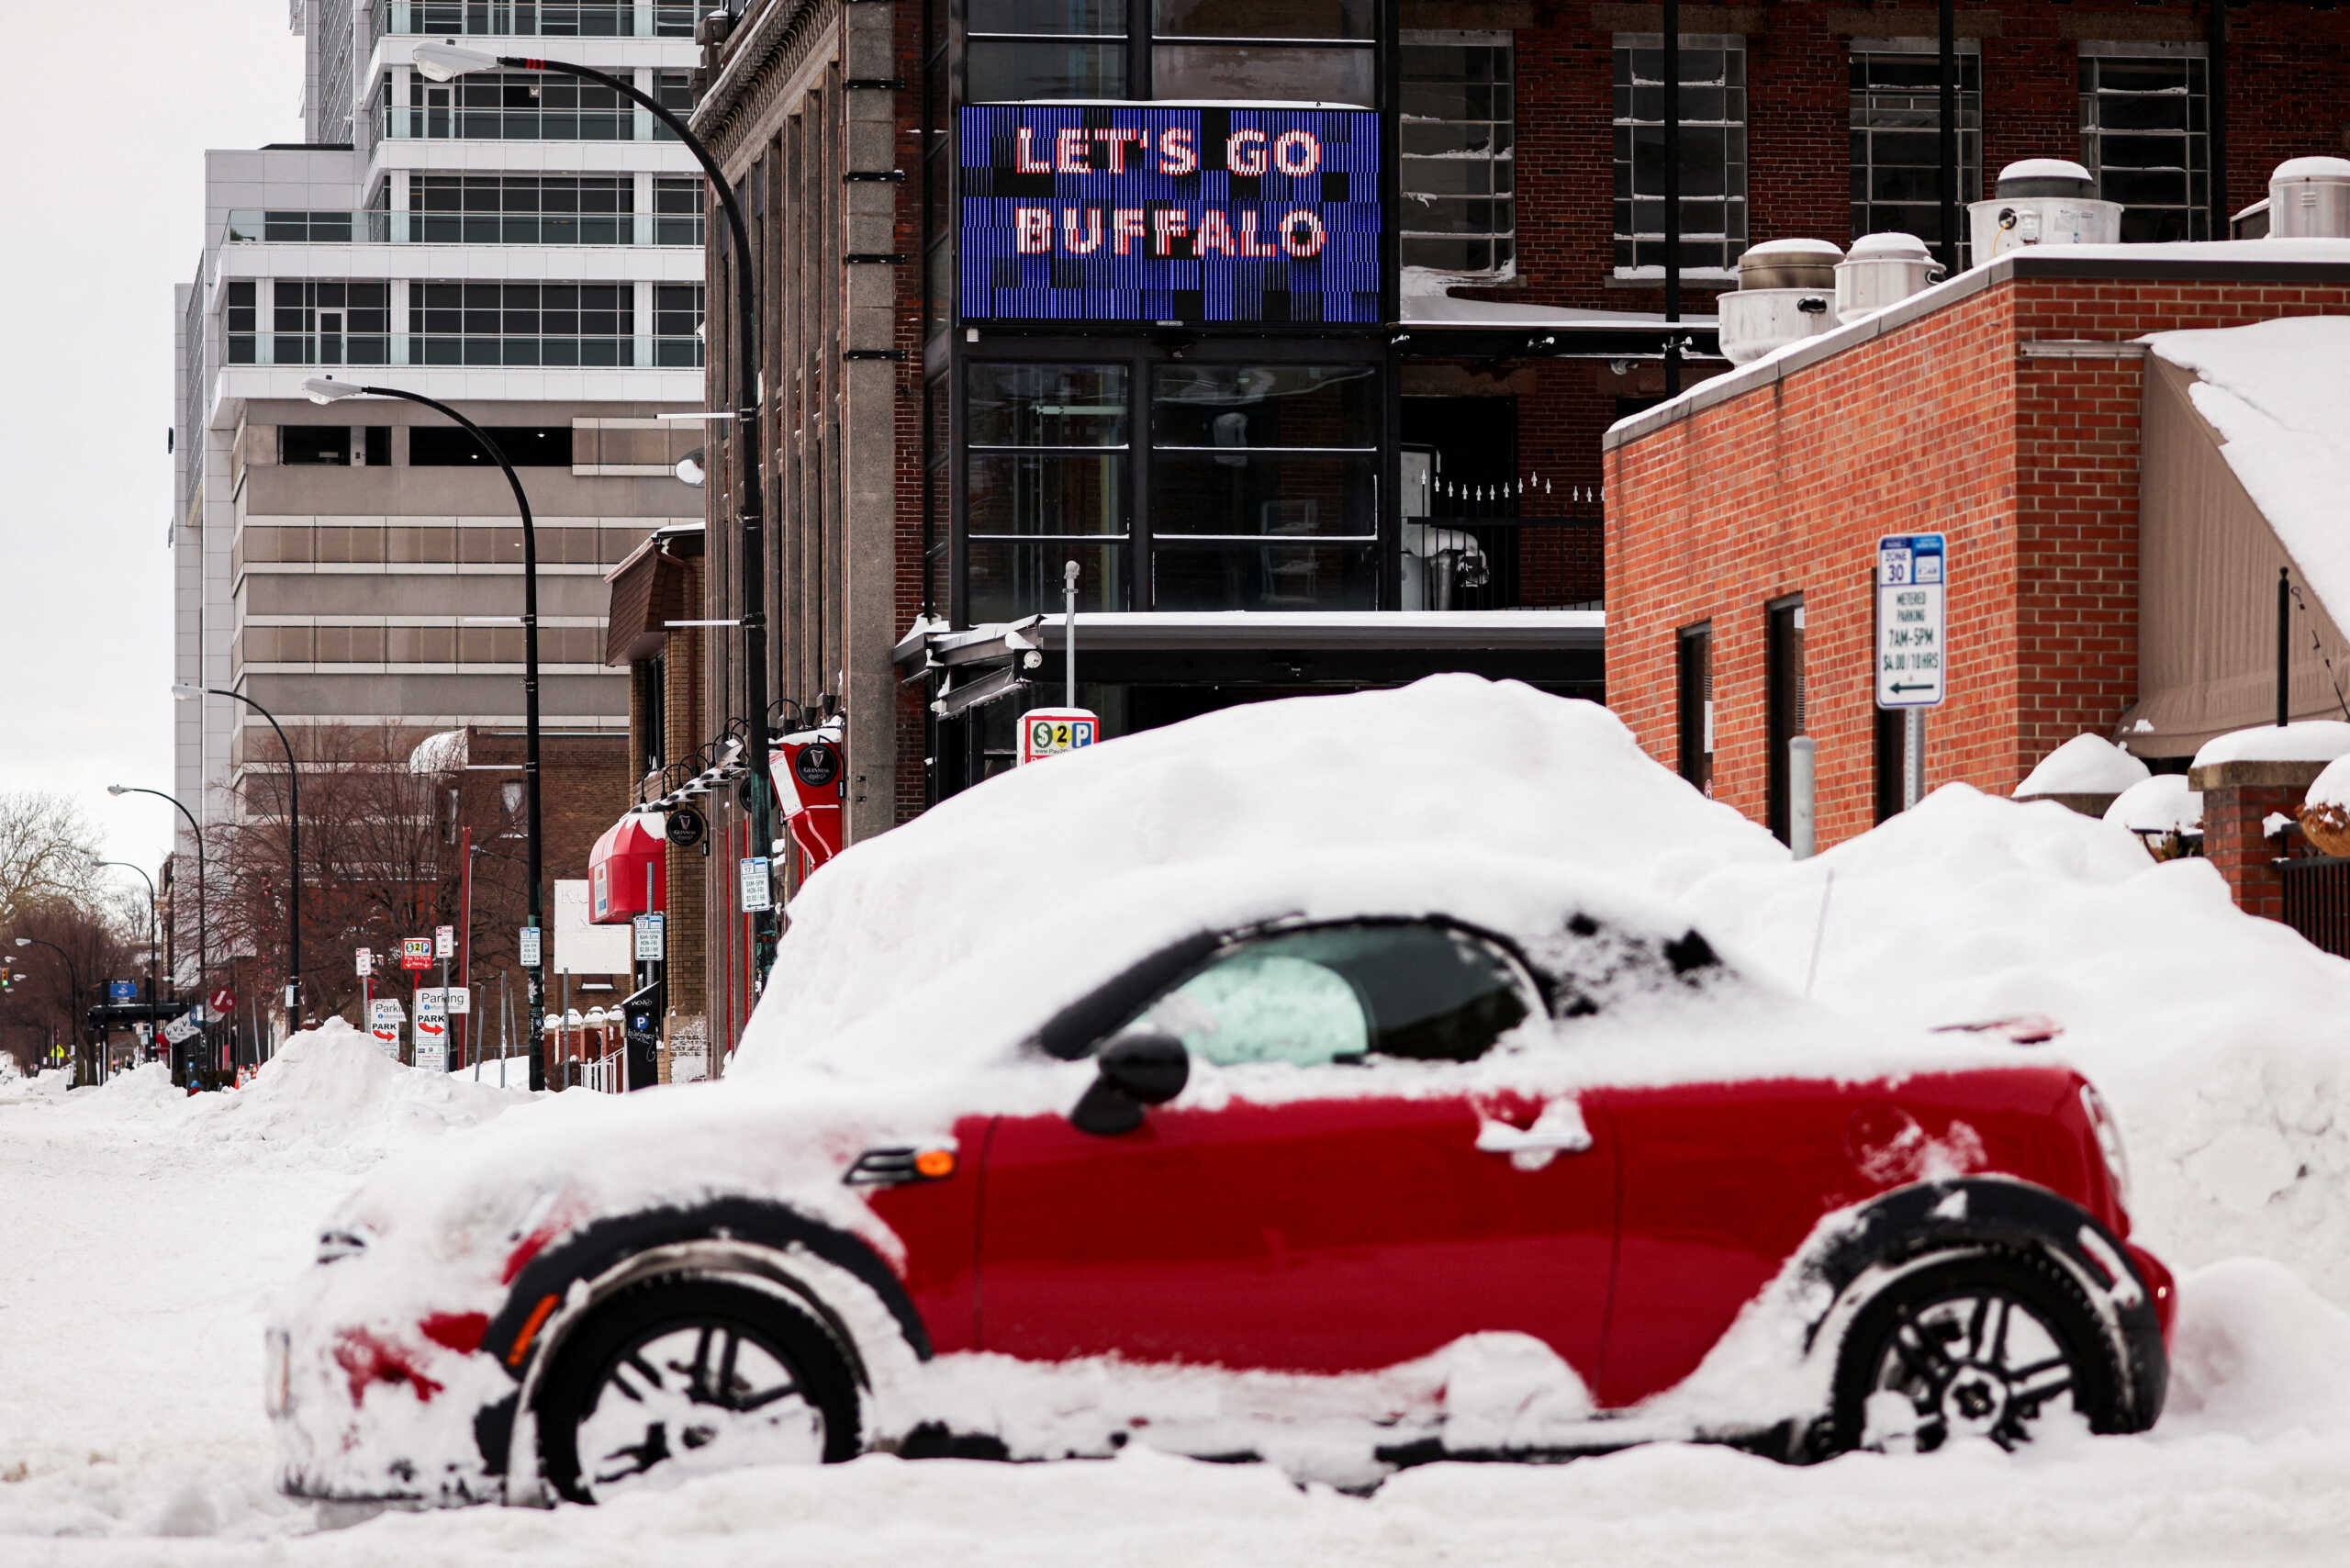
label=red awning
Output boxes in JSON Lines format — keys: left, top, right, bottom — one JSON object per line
{"left": 588, "top": 812, "right": 667, "bottom": 924}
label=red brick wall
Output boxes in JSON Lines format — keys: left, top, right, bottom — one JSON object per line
{"left": 1606, "top": 272, "right": 2350, "bottom": 848}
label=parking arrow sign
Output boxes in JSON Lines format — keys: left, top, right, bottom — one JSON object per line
{"left": 1875, "top": 533, "right": 1948, "bottom": 710}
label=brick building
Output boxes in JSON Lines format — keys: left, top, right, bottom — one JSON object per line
{"left": 620, "top": 0, "right": 2350, "bottom": 1062}
{"left": 1605, "top": 243, "right": 2350, "bottom": 866}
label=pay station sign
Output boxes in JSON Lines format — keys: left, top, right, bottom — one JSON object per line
{"left": 1875, "top": 533, "right": 1948, "bottom": 709}
{"left": 1019, "top": 709, "right": 1099, "bottom": 766}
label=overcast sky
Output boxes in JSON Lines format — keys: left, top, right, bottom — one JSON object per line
{"left": 0, "top": 4, "right": 304, "bottom": 878}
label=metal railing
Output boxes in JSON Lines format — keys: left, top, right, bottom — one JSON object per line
{"left": 223, "top": 207, "right": 702, "bottom": 246}
{"left": 375, "top": 2, "right": 698, "bottom": 39}
{"left": 223, "top": 331, "right": 703, "bottom": 368}
{"left": 2280, "top": 856, "right": 2350, "bottom": 959}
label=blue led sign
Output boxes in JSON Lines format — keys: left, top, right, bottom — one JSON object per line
{"left": 959, "top": 105, "right": 1382, "bottom": 327}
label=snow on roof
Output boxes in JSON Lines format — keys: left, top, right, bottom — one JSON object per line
{"left": 2104, "top": 773, "right": 2203, "bottom": 835}
{"left": 2015, "top": 734, "right": 2152, "bottom": 798}
{"left": 1400, "top": 267, "right": 1715, "bottom": 330}
{"left": 407, "top": 729, "right": 466, "bottom": 775}
{"left": 733, "top": 677, "right": 1785, "bottom": 1082}
{"left": 2148, "top": 316, "right": 2350, "bottom": 626}
{"left": 2191, "top": 720, "right": 2350, "bottom": 769}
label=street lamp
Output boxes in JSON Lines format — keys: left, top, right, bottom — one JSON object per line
{"left": 15, "top": 935, "right": 86, "bottom": 1086}
{"left": 302, "top": 375, "right": 546, "bottom": 1091}
{"left": 173, "top": 681, "right": 302, "bottom": 1040}
{"left": 414, "top": 39, "right": 781, "bottom": 987}
{"left": 107, "top": 784, "right": 210, "bottom": 1087}
{"left": 91, "top": 858, "right": 160, "bottom": 1052}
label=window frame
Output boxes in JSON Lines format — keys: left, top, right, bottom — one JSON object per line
{"left": 1611, "top": 32, "right": 1749, "bottom": 279}
{"left": 1113, "top": 916, "right": 1549, "bottom": 1070}
{"left": 1399, "top": 29, "right": 1515, "bottom": 277}
{"left": 962, "top": 0, "right": 1382, "bottom": 106}
{"left": 2078, "top": 43, "right": 2210, "bottom": 243}
{"left": 1848, "top": 39, "right": 1981, "bottom": 260}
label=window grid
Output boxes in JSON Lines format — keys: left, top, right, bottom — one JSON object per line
{"left": 271, "top": 280, "right": 392, "bottom": 366}
{"left": 376, "top": 2, "right": 699, "bottom": 38}
{"left": 1612, "top": 35, "right": 1748, "bottom": 275}
{"left": 410, "top": 281, "right": 635, "bottom": 365}
{"left": 963, "top": 0, "right": 1377, "bottom": 103}
{"left": 1401, "top": 33, "right": 1515, "bottom": 275}
{"left": 1849, "top": 49, "right": 1980, "bottom": 257}
{"left": 2080, "top": 52, "right": 2210, "bottom": 242}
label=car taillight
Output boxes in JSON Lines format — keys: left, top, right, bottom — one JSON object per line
{"left": 2080, "top": 1081, "right": 2132, "bottom": 1218}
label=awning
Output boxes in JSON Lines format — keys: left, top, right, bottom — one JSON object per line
{"left": 588, "top": 812, "right": 667, "bottom": 925}
{"left": 603, "top": 523, "right": 702, "bottom": 667}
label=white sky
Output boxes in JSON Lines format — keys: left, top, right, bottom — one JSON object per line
{"left": 0, "top": 4, "right": 305, "bottom": 879}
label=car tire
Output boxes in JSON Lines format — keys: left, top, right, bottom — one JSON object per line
{"left": 534, "top": 1276, "right": 861, "bottom": 1504}
{"left": 1828, "top": 1249, "right": 2127, "bottom": 1456}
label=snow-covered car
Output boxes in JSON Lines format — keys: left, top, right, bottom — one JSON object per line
{"left": 266, "top": 855, "right": 2172, "bottom": 1506}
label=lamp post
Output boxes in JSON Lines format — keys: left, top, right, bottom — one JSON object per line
{"left": 92, "top": 859, "right": 160, "bottom": 1056}
{"left": 108, "top": 784, "right": 209, "bottom": 1087}
{"left": 414, "top": 40, "right": 780, "bottom": 988}
{"left": 302, "top": 375, "right": 546, "bottom": 1091}
{"left": 15, "top": 935, "right": 85, "bottom": 1086}
{"left": 173, "top": 682, "right": 302, "bottom": 1041}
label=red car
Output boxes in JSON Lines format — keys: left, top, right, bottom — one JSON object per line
{"left": 268, "top": 868, "right": 2171, "bottom": 1505}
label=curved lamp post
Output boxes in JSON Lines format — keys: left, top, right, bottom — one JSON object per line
{"left": 173, "top": 681, "right": 302, "bottom": 1039}
{"left": 415, "top": 39, "right": 780, "bottom": 987}
{"left": 302, "top": 375, "right": 546, "bottom": 1091}
{"left": 92, "top": 858, "right": 160, "bottom": 1049}
{"left": 15, "top": 935, "right": 86, "bottom": 1084}
{"left": 107, "top": 784, "right": 208, "bottom": 1084}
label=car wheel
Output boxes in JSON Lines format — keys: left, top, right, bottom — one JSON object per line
{"left": 1830, "top": 1249, "right": 2125, "bottom": 1455}
{"left": 535, "top": 1276, "right": 861, "bottom": 1504}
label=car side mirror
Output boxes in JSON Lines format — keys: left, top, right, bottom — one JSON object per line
{"left": 1070, "top": 1029, "right": 1190, "bottom": 1137}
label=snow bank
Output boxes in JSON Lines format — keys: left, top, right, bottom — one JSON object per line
{"left": 1684, "top": 785, "right": 2350, "bottom": 1302}
{"left": 2191, "top": 719, "right": 2350, "bottom": 767}
{"left": 740, "top": 678, "right": 1782, "bottom": 1076}
{"left": 2015, "top": 734, "right": 2149, "bottom": 797}
{"left": 2148, "top": 319, "right": 2350, "bottom": 625}
{"left": 2105, "top": 774, "right": 2202, "bottom": 835}
{"left": 42, "top": 1020, "right": 532, "bottom": 1170}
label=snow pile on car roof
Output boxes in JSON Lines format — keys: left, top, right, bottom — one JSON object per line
{"left": 1684, "top": 784, "right": 2350, "bottom": 1302}
{"left": 738, "top": 678, "right": 1782, "bottom": 1078}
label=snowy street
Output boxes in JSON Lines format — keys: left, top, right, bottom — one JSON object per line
{"left": 10, "top": 736, "right": 2350, "bottom": 1563}
{"left": 5, "top": 1075, "right": 2350, "bottom": 1565}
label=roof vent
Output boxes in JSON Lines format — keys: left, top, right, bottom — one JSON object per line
{"left": 1968, "top": 159, "right": 2121, "bottom": 262}
{"left": 1835, "top": 232, "right": 1945, "bottom": 322}
{"left": 1720, "top": 241, "right": 1842, "bottom": 364}
{"left": 2268, "top": 156, "right": 2350, "bottom": 240}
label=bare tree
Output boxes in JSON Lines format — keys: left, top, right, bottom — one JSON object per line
{"left": 0, "top": 891, "right": 142, "bottom": 1076}
{"left": 0, "top": 791, "right": 104, "bottom": 930}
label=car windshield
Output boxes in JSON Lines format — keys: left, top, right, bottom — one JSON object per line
{"left": 1128, "top": 923, "right": 1533, "bottom": 1069}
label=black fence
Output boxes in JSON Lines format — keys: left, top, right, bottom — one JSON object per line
{"left": 2280, "top": 856, "right": 2350, "bottom": 959}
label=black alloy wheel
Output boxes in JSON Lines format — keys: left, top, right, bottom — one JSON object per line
{"left": 535, "top": 1277, "right": 860, "bottom": 1504}
{"left": 1830, "top": 1250, "right": 2126, "bottom": 1455}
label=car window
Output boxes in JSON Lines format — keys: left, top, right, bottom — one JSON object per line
{"left": 1132, "top": 924, "right": 1533, "bottom": 1069}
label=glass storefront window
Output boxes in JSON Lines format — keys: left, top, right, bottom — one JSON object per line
{"left": 1152, "top": 44, "right": 1372, "bottom": 104}
{"left": 1153, "top": 0, "right": 1373, "bottom": 39}
{"left": 965, "top": 364, "right": 1134, "bottom": 618}
{"left": 1151, "top": 543, "right": 1377, "bottom": 610}
{"left": 968, "top": 40, "right": 1127, "bottom": 99}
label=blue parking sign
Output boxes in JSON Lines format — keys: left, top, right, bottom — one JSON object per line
{"left": 108, "top": 980, "right": 136, "bottom": 1002}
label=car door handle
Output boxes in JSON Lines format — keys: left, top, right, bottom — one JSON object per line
{"left": 1474, "top": 1099, "right": 1594, "bottom": 1166}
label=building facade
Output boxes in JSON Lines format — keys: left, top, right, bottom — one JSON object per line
{"left": 650, "top": 0, "right": 2350, "bottom": 1060}
{"left": 172, "top": 2, "right": 715, "bottom": 1009}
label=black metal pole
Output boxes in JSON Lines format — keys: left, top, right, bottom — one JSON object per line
{"left": 497, "top": 52, "right": 778, "bottom": 988}
{"left": 96, "top": 860, "right": 159, "bottom": 1058}
{"left": 2279, "top": 566, "right": 2292, "bottom": 726}
{"left": 2208, "top": 0, "right": 2229, "bottom": 238}
{"left": 1662, "top": 6, "right": 1683, "bottom": 398}
{"left": 206, "top": 688, "right": 300, "bottom": 1043}
{"left": 17, "top": 936, "right": 82, "bottom": 1085}
{"left": 343, "top": 385, "right": 546, "bottom": 1092}
{"left": 1939, "top": 0, "right": 1959, "bottom": 274}
{"left": 119, "top": 788, "right": 207, "bottom": 1086}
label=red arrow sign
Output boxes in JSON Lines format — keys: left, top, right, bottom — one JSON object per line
{"left": 210, "top": 987, "right": 237, "bottom": 1015}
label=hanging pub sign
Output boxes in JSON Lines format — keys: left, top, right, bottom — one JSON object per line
{"left": 959, "top": 105, "right": 1382, "bottom": 327}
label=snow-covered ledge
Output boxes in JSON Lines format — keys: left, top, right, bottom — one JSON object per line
{"left": 2188, "top": 722, "right": 2350, "bottom": 919}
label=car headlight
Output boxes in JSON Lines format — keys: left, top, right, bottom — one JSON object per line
{"left": 2080, "top": 1082, "right": 2132, "bottom": 1215}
